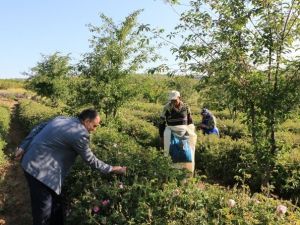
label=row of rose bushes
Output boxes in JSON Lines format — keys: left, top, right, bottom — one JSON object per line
{"left": 195, "top": 133, "right": 300, "bottom": 203}
{"left": 125, "top": 101, "right": 300, "bottom": 197}
{"left": 0, "top": 79, "right": 24, "bottom": 90}
{"left": 120, "top": 102, "right": 248, "bottom": 140}
{"left": 120, "top": 102, "right": 247, "bottom": 140}
{"left": 119, "top": 101, "right": 300, "bottom": 203}
{"left": 17, "top": 99, "right": 300, "bottom": 224}
{"left": 0, "top": 105, "right": 11, "bottom": 167}
{"left": 17, "top": 99, "right": 62, "bottom": 130}
{"left": 18, "top": 98, "right": 246, "bottom": 148}
{"left": 17, "top": 99, "right": 300, "bottom": 203}
{"left": 116, "top": 110, "right": 159, "bottom": 147}
{"left": 65, "top": 126, "right": 300, "bottom": 224}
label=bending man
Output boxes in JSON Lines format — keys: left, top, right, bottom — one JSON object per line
{"left": 15, "top": 108, "right": 126, "bottom": 225}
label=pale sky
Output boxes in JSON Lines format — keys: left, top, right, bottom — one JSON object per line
{"left": 0, "top": 0, "right": 189, "bottom": 78}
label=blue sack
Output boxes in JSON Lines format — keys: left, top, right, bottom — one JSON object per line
{"left": 205, "top": 127, "right": 219, "bottom": 136}
{"left": 169, "top": 133, "right": 192, "bottom": 163}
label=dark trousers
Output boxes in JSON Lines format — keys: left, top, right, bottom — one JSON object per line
{"left": 24, "top": 171, "right": 64, "bottom": 225}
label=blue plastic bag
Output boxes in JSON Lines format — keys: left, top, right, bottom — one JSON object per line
{"left": 169, "top": 133, "right": 192, "bottom": 163}
{"left": 205, "top": 127, "right": 219, "bottom": 136}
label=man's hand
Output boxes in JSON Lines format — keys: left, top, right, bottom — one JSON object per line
{"left": 15, "top": 147, "right": 24, "bottom": 161}
{"left": 111, "top": 166, "right": 127, "bottom": 175}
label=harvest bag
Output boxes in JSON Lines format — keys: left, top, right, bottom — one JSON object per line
{"left": 169, "top": 133, "right": 192, "bottom": 163}
{"left": 163, "top": 124, "right": 197, "bottom": 173}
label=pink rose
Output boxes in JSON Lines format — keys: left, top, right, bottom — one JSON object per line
{"left": 92, "top": 205, "right": 100, "bottom": 213}
{"left": 276, "top": 205, "right": 287, "bottom": 215}
{"left": 101, "top": 199, "right": 110, "bottom": 207}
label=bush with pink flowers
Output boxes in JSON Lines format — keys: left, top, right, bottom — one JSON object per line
{"left": 15, "top": 97, "right": 300, "bottom": 224}
{"left": 63, "top": 126, "right": 300, "bottom": 224}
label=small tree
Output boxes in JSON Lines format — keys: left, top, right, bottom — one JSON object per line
{"left": 130, "top": 75, "right": 168, "bottom": 103}
{"left": 25, "top": 52, "right": 72, "bottom": 104}
{"left": 170, "top": 0, "right": 300, "bottom": 185}
{"left": 77, "top": 10, "right": 159, "bottom": 118}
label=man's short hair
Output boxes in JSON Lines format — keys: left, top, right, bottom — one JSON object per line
{"left": 78, "top": 109, "right": 98, "bottom": 121}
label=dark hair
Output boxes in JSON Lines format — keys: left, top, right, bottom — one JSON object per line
{"left": 78, "top": 108, "right": 98, "bottom": 121}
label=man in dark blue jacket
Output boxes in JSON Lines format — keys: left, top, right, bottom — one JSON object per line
{"left": 15, "top": 109, "right": 126, "bottom": 225}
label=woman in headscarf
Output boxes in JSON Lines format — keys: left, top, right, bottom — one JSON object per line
{"left": 159, "top": 90, "right": 197, "bottom": 173}
{"left": 199, "top": 108, "right": 219, "bottom": 136}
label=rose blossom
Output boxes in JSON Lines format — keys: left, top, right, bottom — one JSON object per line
{"left": 92, "top": 205, "right": 100, "bottom": 213}
{"left": 227, "top": 199, "right": 236, "bottom": 208}
{"left": 276, "top": 205, "right": 287, "bottom": 215}
{"left": 173, "top": 189, "right": 180, "bottom": 197}
{"left": 101, "top": 199, "right": 110, "bottom": 207}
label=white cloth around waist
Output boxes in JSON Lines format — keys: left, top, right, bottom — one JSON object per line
{"left": 163, "top": 124, "right": 197, "bottom": 173}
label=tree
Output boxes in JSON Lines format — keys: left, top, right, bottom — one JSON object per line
{"left": 130, "top": 74, "right": 169, "bottom": 103}
{"left": 170, "top": 0, "right": 300, "bottom": 185}
{"left": 167, "top": 75, "right": 199, "bottom": 106}
{"left": 76, "top": 10, "right": 159, "bottom": 119}
{"left": 25, "top": 52, "right": 72, "bottom": 104}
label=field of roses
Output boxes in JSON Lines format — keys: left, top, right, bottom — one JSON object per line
{"left": 16, "top": 98, "right": 300, "bottom": 224}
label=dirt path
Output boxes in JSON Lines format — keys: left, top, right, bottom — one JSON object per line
{"left": 0, "top": 101, "right": 32, "bottom": 225}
